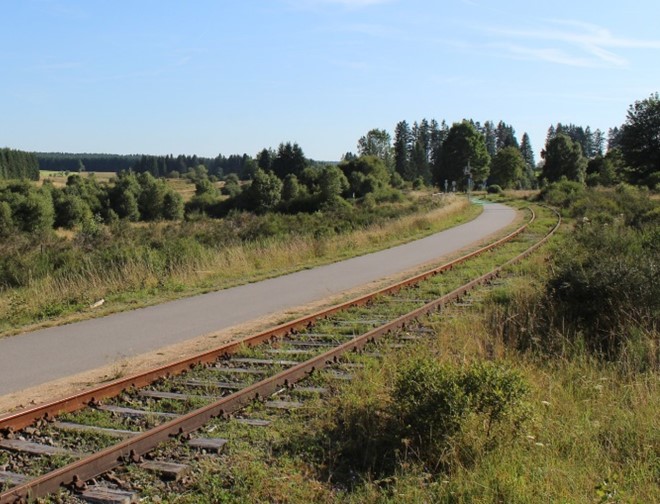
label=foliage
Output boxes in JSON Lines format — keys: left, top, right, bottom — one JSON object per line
{"left": 434, "top": 120, "right": 490, "bottom": 189}
{"left": 0, "top": 181, "right": 55, "bottom": 232}
{"left": 271, "top": 142, "right": 307, "bottom": 179}
{"left": 320, "top": 356, "right": 529, "bottom": 479}
{"left": 586, "top": 151, "right": 624, "bottom": 187}
{"left": 221, "top": 173, "right": 241, "bottom": 197}
{"left": 546, "top": 222, "right": 659, "bottom": 360}
{"left": 0, "top": 148, "right": 40, "bottom": 180}
{"left": 619, "top": 92, "right": 660, "bottom": 187}
{"left": 538, "top": 179, "right": 585, "bottom": 210}
{"left": 318, "top": 165, "right": 349, "bottom": 203}
{"left": 357, "top": 128, "right": 393, "bottom": 168}
{"left": 489, "top": 146, "right": 525, "bottom": 189}
{"left": 500, "top": 190, "right": 658, "bottom": 368}
{"left": 541, "top": 133, "right": 587, "bottom": 183}
{"left": 244, "top": 169, "right": 283, "bottom": 213}
{"left": 340, "top": 155, "right": 390, "bottom": 198}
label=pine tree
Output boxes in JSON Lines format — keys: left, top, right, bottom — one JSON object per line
{"left": 393, "top": 121, "right": 413, "bottom": 180}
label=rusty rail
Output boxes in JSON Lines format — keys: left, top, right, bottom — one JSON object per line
{"left": 0, "top": 207, "right": 534, "bottom": 434}
{"left": 0, "top": 205, "right": 560, "bottom": 503}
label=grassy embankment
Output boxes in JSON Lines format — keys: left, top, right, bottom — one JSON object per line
{"left": 0, "top": 193, "right": 480, "bottom": 336}
{"left": 106, "top": 189, "right": 658, "bottom": 503}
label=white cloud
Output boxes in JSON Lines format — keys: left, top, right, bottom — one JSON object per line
{"left": 479, "top": 19, "right": 660, "bottom": 68}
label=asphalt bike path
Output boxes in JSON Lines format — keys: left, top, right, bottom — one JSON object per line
{"left": 0, "top": 202, "right": 515, "bottom": 396}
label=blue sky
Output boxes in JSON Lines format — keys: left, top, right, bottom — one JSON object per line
{"left": 2, "top": 0, "right": 659, "bottom": 162}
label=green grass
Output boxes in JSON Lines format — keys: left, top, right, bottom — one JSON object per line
{"left": 109, "top": 201, "right": 657, "bottom": 503}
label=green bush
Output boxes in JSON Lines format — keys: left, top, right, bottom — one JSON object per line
{"left": 321, "top": 357, "right": 530, "bottom": 480}
{"left": 547, "top": 222, "right": 659, "bottom": 360}
{"left": 538, "top": 179, "right": 585, "bottom": 209}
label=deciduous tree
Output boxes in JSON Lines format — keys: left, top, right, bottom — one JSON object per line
{"left": 489, "top": 147, "right": 525, "bottom": 189}
{"left": 541, "top": 134, "right": 587, "bottom": 183}
{"left": 434, "top": 121, "right": 490, "bottom": 189}
{"left": 619, "top": 92, "right": 660, "bottom": 187}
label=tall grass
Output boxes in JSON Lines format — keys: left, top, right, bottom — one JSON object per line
{"left": 79, "top": 199, "right": 658, "bottom": 503}
{"left": 0, "top": 195, "right": 475, "bottom": 335}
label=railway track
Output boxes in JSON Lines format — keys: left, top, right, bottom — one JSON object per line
{"left": 0, "top": 204, "right": 559, "bottom": 503}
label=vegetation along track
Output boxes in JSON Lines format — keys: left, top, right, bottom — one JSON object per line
{"left": 0, "top": 203, "right": 559, "bottom": 503}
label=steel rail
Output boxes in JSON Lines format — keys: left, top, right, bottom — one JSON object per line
{"left": 1, "top": 205, "right": 560, "bottom": 504}
{"left": 0, "top": 207, "right": 534, "bottom": 434}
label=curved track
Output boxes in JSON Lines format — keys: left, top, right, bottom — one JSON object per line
{"left": 0, "top": 205, "right": 559, "bottom": 503}
{"left": 0, "top": 202, "right": 515, "bottom": 396}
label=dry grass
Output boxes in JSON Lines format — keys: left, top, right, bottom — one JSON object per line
{"left": 0, "top": 197, "right": 478, "bottom": 336}
{"left": 38, "top": 170, "right": 116, "bottom": 188}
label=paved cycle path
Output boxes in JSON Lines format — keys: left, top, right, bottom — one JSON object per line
{"left": 0, "top": 203, "right": 515, "bottom": 396}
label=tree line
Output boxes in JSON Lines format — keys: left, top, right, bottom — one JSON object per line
{"left": 34, "top": 152, "right": 263, "bottom": 180}
{"left": 0, "top": 140, "right": 404, "bottom": 234}
{"left": 349, "top": 92, "right": 658, "bottom": 191}
{"left": 0, "top": 148, "right": 40, "bottom": 180}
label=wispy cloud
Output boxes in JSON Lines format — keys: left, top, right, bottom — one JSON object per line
{"left": 478, "top": 19, "right": 660, "bottom": 68}
{"left": 285, "top": 0, "right": 393, "bottom": 10}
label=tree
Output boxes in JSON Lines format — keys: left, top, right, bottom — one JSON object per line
{"left": 519, "top": 133, "right": 535, "bottom": 170}
{"left": 162, "top": 191, "right": 184, "bottom": 220}
{"left": 247, "top": 169, "right": 283, "bottom": 213}
{"left": 393, "top": 121, "right": 412, "bottom": 180}
{"left": 14, "top": 190, "right": 54, "bottom": 232}
{"left": 434, "top": 121, "right": 490, "bottom": 189}
{"left": 429, "top": 120, "right": 449, "bottom": 182}
{"left": 256, "top": 148, "right": 273, "bottom": 172}
{"left": 489, "top": 147, "right": 525, "bottom": 189}
{"left": 281, "top": 174, "right": 302, "bottom": 201}
{"left": 495, "top": 121, "right": 519, "bottom": 151}
{"left": 340, "top": 155, "right": 390, "bottom": 197}
{"left": 410, "top": 120, "right": 432, "bottom": 182}
{"left": 357, "top": 129, "right": 393, "bottom": 168}
{"left": 619, "top": 92, "right": 660, "bottom": 187}
{"left": 137, "top": 172, "right": 166, "bottom": 221}
{"left": 54, "top": 193, "right": 91, "bottom": 228}
{"left": 221, "top": 174, "right": 241, "bottom": 197}
{"left": 318, "top": 165, "right": 349, "bottom": 203}
{"left": 541, "top": 133, "right": 587, "bottom": 183}
{"left": 272, "top": 142, "right": 307, "bottom": 179}
{"left": 482, "top": 121, "right": 497, "bottom": 157}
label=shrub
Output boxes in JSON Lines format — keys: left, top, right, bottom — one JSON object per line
{"left": 547, "top": 222, "right": 659, "bottom": 359}
{"left": 538, "top": 179, "right": 585, "bottom": 209}
{"left": 487, "top": 184, "right": 503, "bottom": 194}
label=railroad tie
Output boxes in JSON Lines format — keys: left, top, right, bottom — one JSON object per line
{"left": 138, "top": 390, "right": 216, "bottom": 401}
{"left": 292, "top": 386, "right": 328, "bottom": 395}
{"left": 81, "top": 486, "right": 138, "bottom": 504}
{"left": 230, "top": 358, "right": 299, "bottom": 366}
{"left": 179, "top": 379, "right": 247, "bottom": 391}
{"left": 188, "top": 437, "right": 228, "bottom": 453}
{"left": 233, "top": 418, "right": 271, "bottom": 427}
{"left": 214, "top": 365, "right": 266, "bottom": 375}
{"left": 0, "top": 439, "right": 84, "bottom": 458}
{"left": 0, "top": 470, "right": 29, "bottom": 487}
{"left": 97, "top": 405, "right": 179, "bottom": 418}
{"left": 53, "top": 422, "right": 138, "bottom": 438}
{"left": 140, "top": 460, "right": 190, "bottom": 481}
{"left": 266, "top": 348, "right": 314, "bottom": 356}
{"left": 284, "top": 340, "right": 336, "bottom": 348}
